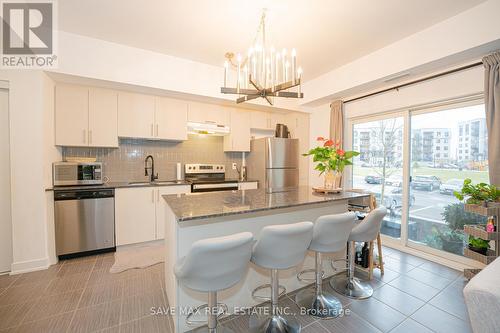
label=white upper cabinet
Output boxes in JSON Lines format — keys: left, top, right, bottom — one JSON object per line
{"left": 250, "top": 110, "right": 272, "bottom": 130}
{"left": 55, "top": 84, "right": 118, "bottom": 147}
{"left": 270, "top": 113, "right": 286, "bottom": 129}
{"left": 224, "top": 109, "right": 251, "bottom": 152}
{"left": 285, "top": 112, "right": 310, "bottom": 185}
{"left": 55, "top": 85, "right": 89, "bottom": 147}
{"left": 155, "top": 97, "right": 188, "bottom": 141}
{"left": 118, "top": 92, "right": 155, "bottom": 139}
{"left": 188, "top": 102, "right": 229, "bottom": 126}
{"left": 88, "top": 88, "right": 118, "bottom": 147}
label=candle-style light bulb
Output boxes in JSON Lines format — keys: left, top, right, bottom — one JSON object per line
{"left": 243, "top": 65, "right": 248, "bottom": 89}
{"left": 237, "top": 53, "right": 242, "bottom": 94}
{"left": 281, "top": 49, "right": 287, "bottom": 83}
{"left": 275, "top": 53, "right": 280, "bottom": 85}
{"left": 291, "top": 48, "right": 297, "bottom": 83}
{"left": 223, "top": 60, "right": 228, "bottom": 88}
{"left": 297, "top": 66, "right": 303, "bottom": 96}
{"left": 285, "top": 60, "right": 290, "bottom": 82}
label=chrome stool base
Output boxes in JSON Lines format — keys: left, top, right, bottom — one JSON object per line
{"left": 330, "top": 273, "right": 373, "bottom": 299}
{"left": 249, "top": 314, "right": 300, "bottom": 333}
{"left": 295, "top": 288, "right": 343, "bottom": 319}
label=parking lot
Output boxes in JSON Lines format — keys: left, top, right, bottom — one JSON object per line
{"left": 353, "top": 175, "right": 459, "bottom": 224}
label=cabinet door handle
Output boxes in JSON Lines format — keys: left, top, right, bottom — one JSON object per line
{"left": 155, "top": 124, "right": 159, "bottom": 137}
{"left": 157, "top": 189, "right": 160, "bottom": 202}
{"left": 89, "top": 130, "right": 92, "bottom": 145}
{"left": 151, "top": 189, "right": 155, "bottom": 203}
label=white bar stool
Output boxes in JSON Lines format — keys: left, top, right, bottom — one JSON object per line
{"left": 330, "top": 206, "right": 387, "bottom": 299}
{"left": 295, "top": 212, "right": 356, "bottom": 319}
{"left": 249, "top": 222, "right": 314, "bottom": 333}
{"left": 174, "top": 232, "right": 254, "bottom": 333}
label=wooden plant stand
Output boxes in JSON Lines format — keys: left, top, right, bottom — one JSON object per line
{"left": 463, "top": 202, "right": 500, "bottom": 280}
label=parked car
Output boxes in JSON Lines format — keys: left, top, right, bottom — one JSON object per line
{"left": 365, "top": 175, "right": 383, "bottom": 184}
{"left": 385, "top": 176, "right": 402, "bottom": 187}
{"left": 388, "top": 187, "right": 416, "bottom": 208}
{"left": 411, "top": 175, "right": 442, "bottom": 191}
{"left": 439, "top": 178, "right": 464, "bottom": 195}
{"left": 372, "top": 188, "right": 415, "bottom": 210}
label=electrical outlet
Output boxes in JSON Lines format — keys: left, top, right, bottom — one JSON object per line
{"left": 232, "top": 163, "right": 237, "bottom": 170}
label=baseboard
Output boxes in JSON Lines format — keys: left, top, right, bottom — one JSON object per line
{"left": 10, "top": 257, "right": 50, "bottom": 275}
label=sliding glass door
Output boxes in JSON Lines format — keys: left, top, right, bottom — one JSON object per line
{"left": 407, "top": 104, "right": 487, "bottom": 256}
{"left": 352, "top": 115, "right": 405, "bottom": 239}
{"left": 350, "top": 100, "right": 488, "bottom": 261}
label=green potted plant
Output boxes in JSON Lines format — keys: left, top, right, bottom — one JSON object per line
{"left": 454, "top": 179, "right": 500, "bottom": 205}
{"left": 439, "top": 229, "right": 465, "bottom": 254}
{"left": 442, "top": 203, "right": 486, "bottom": 230}
{"left": 468, "top": 236, "right": 490, "bottom": 255}
{"left": 303, "top": 137, "right": 359, "bottom": 190}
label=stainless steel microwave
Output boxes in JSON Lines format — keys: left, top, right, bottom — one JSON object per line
{"left": 53, "top": 162, "right": 103, "bottom": 186}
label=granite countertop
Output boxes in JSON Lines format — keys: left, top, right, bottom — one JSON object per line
{"left": 163, "top": 186, "right": 370, "bottom": 222}
{"left": 47, "top": 179, "right": 258, "bottom": 191}
{"left": 48, "top": 180, "right": 191, "bottom": 191}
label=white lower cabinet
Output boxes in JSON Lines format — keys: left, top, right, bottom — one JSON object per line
{"left": 115, "top": 185, "right": 190, "bottom": 246}
{"left": 155, "top": 185, "right": 191, "bottom": 240}
{"left": 238, "top": 182, "right": 258, "bottom": 190}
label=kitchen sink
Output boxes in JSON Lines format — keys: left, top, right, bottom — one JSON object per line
{"left": 127, "top": 181, "right": 152, "bottom": 186}
{"left": 127, "top": 180, "right": 186, "bottom": 186}
{"left": 153, "top": 181, "right": 182, "bottom": 185}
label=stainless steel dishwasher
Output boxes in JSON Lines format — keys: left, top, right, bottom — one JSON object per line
{"left": 54, "top": 188, "right": 115, "bottom": 259}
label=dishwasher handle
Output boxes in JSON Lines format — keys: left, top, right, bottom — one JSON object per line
{"left": 54, "top": 189, "right": 114, "bottom": 201}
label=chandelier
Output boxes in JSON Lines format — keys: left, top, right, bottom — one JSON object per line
{"left": 220, "top": 10, "right": 303, "bottom": 105}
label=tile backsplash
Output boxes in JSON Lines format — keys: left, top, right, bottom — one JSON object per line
{"left": 62, "top": 135, "right": 242, "bottom": 182}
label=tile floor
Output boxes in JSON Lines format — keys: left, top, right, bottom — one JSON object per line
{"left": 0, "top": 253, "right": 171, "bottom": 333}
{"left": 0, "top": 247, "right": 472, "bottom": 333}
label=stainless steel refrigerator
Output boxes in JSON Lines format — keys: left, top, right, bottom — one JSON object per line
{"left": 247, "top": 137, "right": 299, "bottom": 192}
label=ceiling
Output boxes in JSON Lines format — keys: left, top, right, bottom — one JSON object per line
{"left": 59, "top": 0, "right": 486, "bottom": 81}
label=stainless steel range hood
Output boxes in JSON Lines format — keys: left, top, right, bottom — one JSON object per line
{"left": 187, "top": 121, "right": 230, "bottom": 136}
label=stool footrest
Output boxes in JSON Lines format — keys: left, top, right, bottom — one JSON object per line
{"left": 297, "top": 268, "right": 325, "bottom": 283}
{"left": 185, "top": 303, "right": 228, "bottom": 326}
{"left": 251, "top": 284, "right": 286, "bottom": 301}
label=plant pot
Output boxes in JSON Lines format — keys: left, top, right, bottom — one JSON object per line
{"left": 468, "top": 244, "right": 488, "bottom": 255}
{"left": 441, "top": 239, "right": 464, "bottom": 255}
{"left": 324, "top": 171, "right": 342, "bottom": 190}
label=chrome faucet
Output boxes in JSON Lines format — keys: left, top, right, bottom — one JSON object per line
{"left": 144, "top": 155, "right": 158, "bottom": 182}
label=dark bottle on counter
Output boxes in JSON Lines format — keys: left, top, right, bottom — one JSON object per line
{"left": 361, "top": 243, "right": 369, "bottom": 268}
{"left": 355, "top": 243, "right": 363, "bottom": 266}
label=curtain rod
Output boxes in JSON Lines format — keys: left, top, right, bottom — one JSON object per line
{"left": 342, "top": 61, "right": 483, "bottom": 104}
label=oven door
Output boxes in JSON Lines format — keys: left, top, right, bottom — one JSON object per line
{"left": 191, "top": 182, "right": 239, "bottom": 192}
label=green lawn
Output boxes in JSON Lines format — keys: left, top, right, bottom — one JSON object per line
{"left": 353, "top": 166, "right": 489, "bottom": 183}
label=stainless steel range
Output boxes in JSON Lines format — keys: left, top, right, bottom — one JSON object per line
{"left": 185, "top": 163, "right": 238, "bottom": 192}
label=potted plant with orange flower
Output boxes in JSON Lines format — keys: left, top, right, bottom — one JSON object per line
{"left": 303, "top": 137, "right": 360, "bottom": 190}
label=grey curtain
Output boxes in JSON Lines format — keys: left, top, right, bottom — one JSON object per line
{"left": 330, "top": 100, "right": 344, "bottom": 148}
{"left": 483, "top": 52, "right": 500, "bottom": 186}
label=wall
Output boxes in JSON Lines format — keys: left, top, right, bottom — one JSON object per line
{"left": 308, "top": 106, "right": 331, "bottom": 188}
{"left": 344, "top": 66, "right": 484, "bottom": 119}
{"left": 302, "top": 0, "right": 500, "bottom": 106}
{"left": 0, "top": 70, "right": 61, "bottom": 273}
{"left": 52, "top": 32, "right": 302, "bottom": 112}
{"left": 62, "top": 135, "right": 242, "bottom": 183}
{"left": 0, "top": 88, "right": 12, "bottom": 272}
{"left": 308, "top": 65, "right": 485, "bottom": 188}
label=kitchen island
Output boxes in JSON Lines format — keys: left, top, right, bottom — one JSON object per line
{"left": 163, "top": 187, "right": 369, "bottom": 332}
